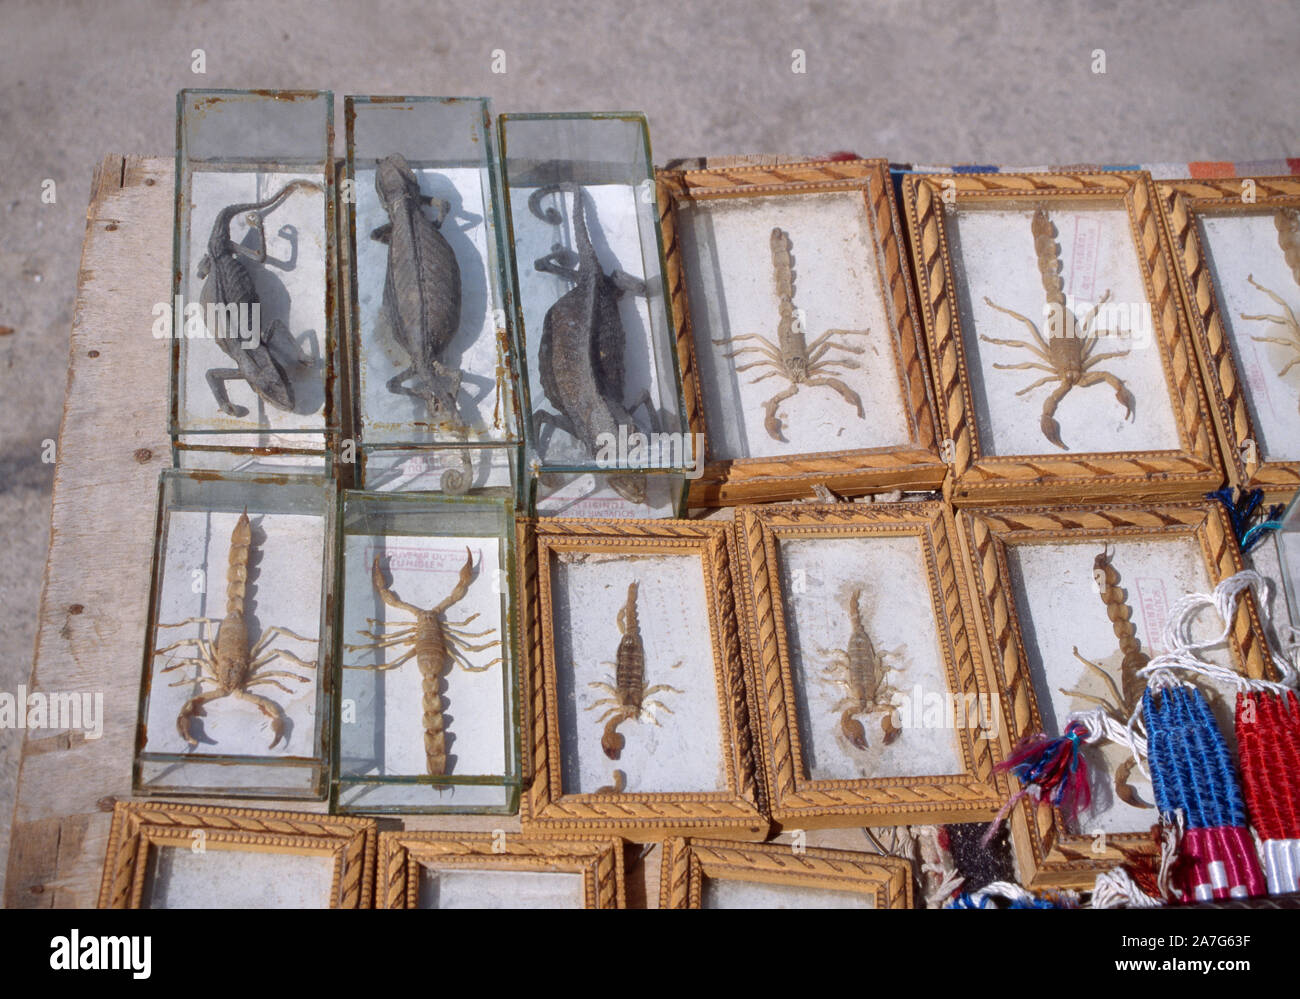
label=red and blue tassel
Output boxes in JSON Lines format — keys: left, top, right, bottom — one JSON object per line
{"left": 1236, "top": 688, "right": 1300, "bottom": 894}
{"left": 1144, "top": 683, "right": 1265, "bottom": 901}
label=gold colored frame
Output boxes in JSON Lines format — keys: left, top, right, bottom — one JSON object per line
{"left": 956, "top": 500, "right": 1274, "bottom": 889}
{"left": 901, "top": 171, "right": 1222, "bottom": 506}
{"left": 98, "top": 800, "right": 376, "bottom": 908}
{"left": 659, "top": 837, "right": 913, "bottom": 909}
{"left": 733, "top": 502, "right": 1006, "bottom": 828}
{"left": 376, "top": 832, "right": 625, "bottom": 909}
{"left": 656, "top": 159, "right": 946, "bottom": 505}
{"left": 1157, "top": 176, "right": 1300, "bottom": 496}
{"left": 517, "top": 518, "right": 768, "bottom": 842}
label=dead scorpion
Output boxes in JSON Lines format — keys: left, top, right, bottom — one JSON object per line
{"left": 531, "top": 182, "right": 656, "bottom": 504}
{"left": 1058, "top": 545, "right": 1151, "bottom": 810}
{"left": 344, "top": 549, "right": 502, "bottom": 778}
{"left": 1240, "top": 209, "right": 1300, "bottom": 413}
{"left": 819, "top": 588, "right": 905, "bottom": 749}
{"left": 153, "top": 511, "right": 318, "bottom": 749}
{"left": 585, "top": 581, "right": 682, "bottom": 791}
{"left": 712, "top": 227, "right": 870, "bottom": 442}
{"left": 197, "top": 179, "right": 322, "bottom": 417}
{"left": 979, "top": 208, "right": 1135, "bottom": 450}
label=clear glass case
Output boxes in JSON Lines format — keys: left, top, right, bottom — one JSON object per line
{"left": 498, "top": 112, "right": 689, "bottom": 517}
{"left": 333, "top": 491, "right": 519, "bottom": 813}
{"left": 135, "top": 469, "right": 335, "bottom": 798}
{"left": 1277, "top": 490, "right": 1300, "bottom": 626}
{"left": 171, "top": 89, "right": 336, "bottom": 471}
{"left": 344, "top": 97, "right": 522, "bottom": 498}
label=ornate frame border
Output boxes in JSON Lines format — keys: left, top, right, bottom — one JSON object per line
{"left": 955, "top": 500, "right": 1273, "bottom": 888}
{"left": 517, "top": 518, "right": 768, "bottom": 841}
{"left": 98, "top": 800, "right": 375, "bottom": 908}
{"left": 656, "top": 159, "right": 946, "bottom": 505}
{"left": 376, "top": 831, "right": 625, "bottom": 909}
{"left": 659, "top": 837, "right": 913, "bottom": 909}
{"left": 1157, "top": 176, "right": 1300, "bottom": 495}
{"left": 900, "top": 171, "right": 1222, "bottom": 505}
{"left": 732, "top": 501, "right": 1006, "bottom": 828}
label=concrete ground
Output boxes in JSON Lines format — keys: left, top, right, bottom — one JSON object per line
{"left": 0, "top": 0, "right": 1296, "bottom": 899}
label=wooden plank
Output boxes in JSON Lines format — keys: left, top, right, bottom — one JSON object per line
{"left": 4, "top": 155, "right": 173, "bottom": 907}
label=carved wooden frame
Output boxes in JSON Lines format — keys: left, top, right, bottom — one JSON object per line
{"left": 659, "top": 837, "right": 913, "bottom": 909}
{"left": 732, "top": 501, "right": 1006, "bottom": 828}
{"left": 955, "top": 500, "right": 1274, "bottom": 889}
{"left": 1157, "top": 177, "right": 1300, "bottom": 495}
{"left": 98, "top": 800, "right": 375, "bottom": 908}
{"left": 900, "top": 171, "right": 1222, "bottom": 505}
{"left": 376, "top": 831, "right": 625, "bottom": 909}
{"left": 517, "top": 518, "right": 768, "bottom": 841}
{"left": 656, "top": 159, "right": 946, "bottom": 505}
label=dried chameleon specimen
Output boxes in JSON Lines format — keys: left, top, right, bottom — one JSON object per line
{"left": 712, "top": 227, "right": 870, "bottom": 442}
{"left": 980, "top": 209, "right": 1134, "bottom": 450}
{"left": 584, "top": 581, "right": 682, "bottom": 792}
{"left": 198, "top": 179, "right": 322, "bottom": 417}
{"left": 154, "top": 512, "right": 318, "bottom": 749}
{"left": 1240, "top": 208, "right": 1300, "bottom": 412}
{"left": 531, "top": 182, "right": 654, "bottom": 504}
{"left": 819, "top": 588, "right": 905, "bottom": 749}
{"left": 345, "top": 549, "right": 502, "bottom": 778}
{"left": 1058, "top": 545, "right": 1151, "bottom": 809}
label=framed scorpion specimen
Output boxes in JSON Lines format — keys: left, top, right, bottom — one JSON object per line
{"left": 518, "top": 518, "right": 767, "bottom": 842}
{"left": 958, "top": 501, "right": 1276, "bottom": 890}
{"left": 334, "top": 490, "right": 519, "bottom": 813}
{"left": 733, "top": 502, "right": 1006, "bottom": 830}
{"left": 136, "top": 470, "right": 333, "bottom": 798}
{"left": 659, "top": 837, "right": 913, "bottom": 909}
{"left": 376, "top": 831, "right": 626, "bottom": 909}
{"left": 900, "top": 171, "right": 1220, "bottom": 505}
{"left": 173, "top": 90, "right": 335, "bottom": 471}
{"left": 499, "top": 112, "right": 690, "bottom": 519}
{"left": 657, "top": 159, "right": 946, "bottom": 505}
{"left": 1158, "top": 177, "right": 1300, "bottom": 494}
{"left": 344, "top": 97, "right": 522, "bottom": 499}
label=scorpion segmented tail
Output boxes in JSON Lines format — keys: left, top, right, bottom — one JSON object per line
{"left": 420, "top": 634, "right": 449, "bottom": 777}
{"left": 614, "top": 582, "right": 643, "bottom": 696}
{"left": 226, "top": 511, "right": 252, "bottom": 619}
{"left": 770, "top": 227, "right": 797, "bottom": 335}
{"left": 1031, "top": 208, "right": 1066, "bottom": 311}
{"left": 1277, "top": 208, "right": 1300, "bottom": 289}
{"left": 1093, "top": 546, "right": 1148, "bottom": 710}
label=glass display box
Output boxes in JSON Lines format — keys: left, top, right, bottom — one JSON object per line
{"left": 498, "top": 112, "right": 691, "bottom": 517}
{"left": 333, "top": 490, "right": 520, "bottom": 813}
{"left": 171, "top": 89, "right": 337, "bottom": 473}
{"left": 134, "top": 469, "right": 335, "bottom": 798}
{"left": 343, "top": 97, "right": 522, "bottom": 498}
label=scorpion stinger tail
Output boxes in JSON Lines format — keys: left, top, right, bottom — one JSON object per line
{"left": 601, "top": 713, "right": 628, "bottom": 759}
{"left": 227, "top": 511, "right": 253, "bottom": 618}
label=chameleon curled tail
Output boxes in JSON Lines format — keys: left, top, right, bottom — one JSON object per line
{"left": 226, "top": 510, "right": 252, "bottom": 618}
